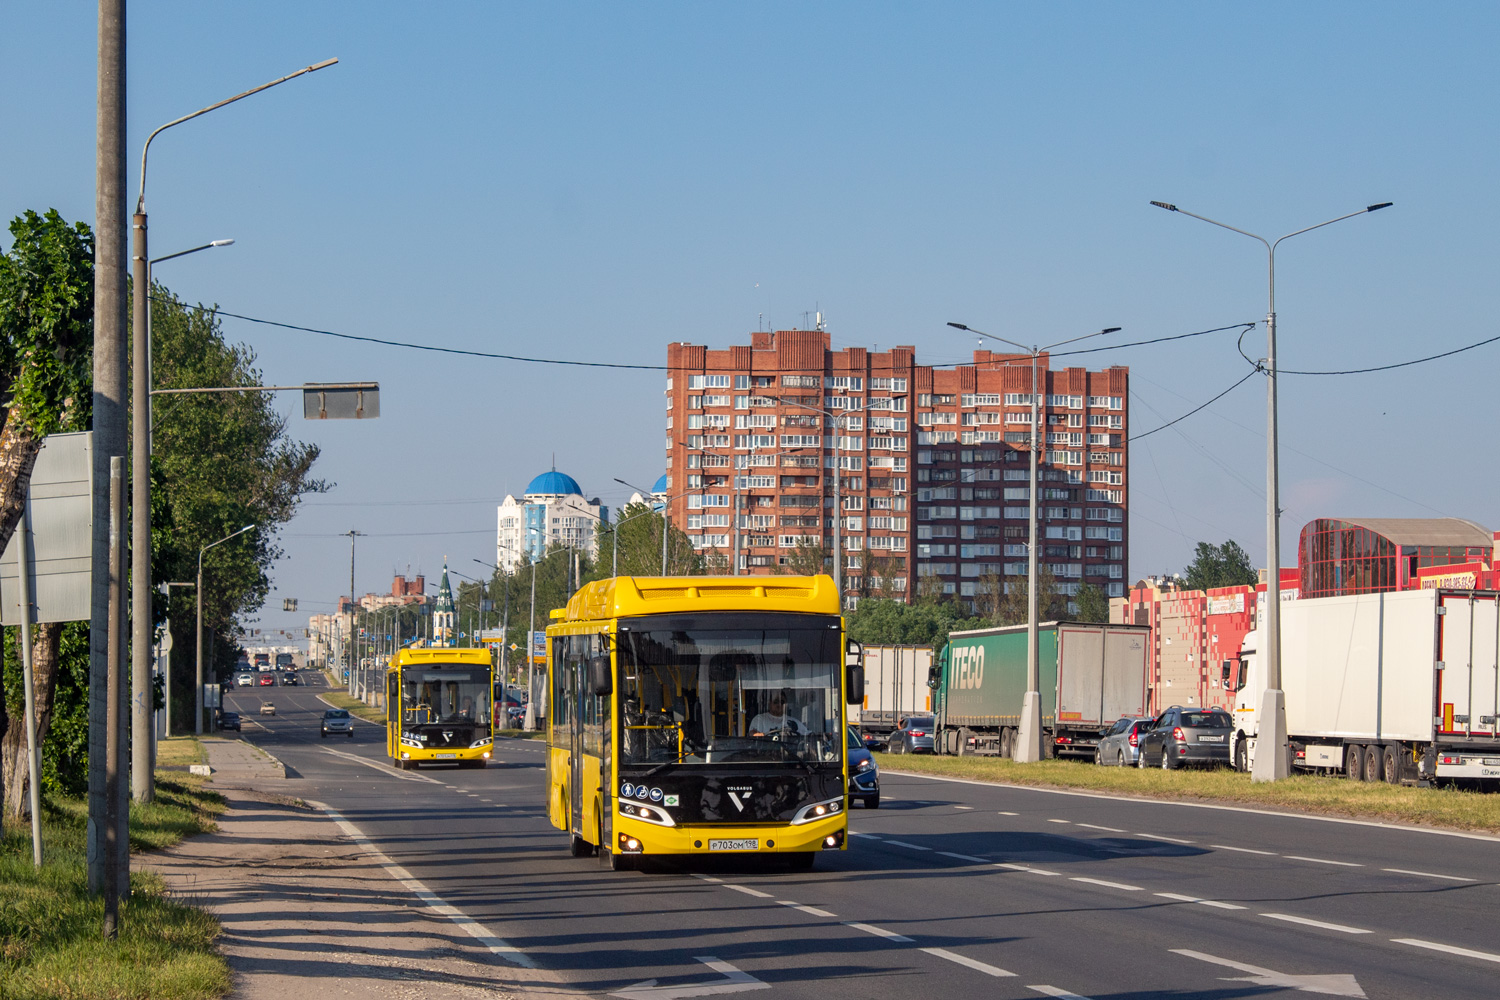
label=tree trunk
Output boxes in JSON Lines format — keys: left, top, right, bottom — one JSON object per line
{"left": 0, "top": 414, "right": 43, "bottom": 818}
{"left": 3, "top": 622, "right": 63, "bottom": 818}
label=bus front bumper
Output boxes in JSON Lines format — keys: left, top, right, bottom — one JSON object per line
{"left": 613, "top": 812, "right": 847, "bottom": 855}
{"left": 399, "top": 743, "right": 493, "bottom": 764}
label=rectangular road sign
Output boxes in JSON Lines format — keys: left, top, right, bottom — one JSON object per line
{"left": 0, "top": 432, "right": 92, "bottom": 625}
{"left": 303, "top": 382, "right": 379, "bottom": 419}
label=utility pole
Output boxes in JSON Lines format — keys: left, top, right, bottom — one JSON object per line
{"left": 345, "top": 529, "right": 363, "bottom": 694}
{"left": 89, "top": 0, "right": 128, "bottom": 917}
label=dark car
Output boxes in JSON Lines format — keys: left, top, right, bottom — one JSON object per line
{"left": 282, "top": 672, "right": 300, "bottom": 686}
{"left": 888, "top": 715, "right": 936, "bottom": 754}
{"left": 219, "top": 711, "right": 241, "bottom": 732}
{"left": 1137, "top": 706, "right": 1233, "bottom": 769}
{"left": 847, "top": 726, "right": 880, "bottom": 808}
{"left": 1095, "top": 717, "right": 1153, "bottom": 767}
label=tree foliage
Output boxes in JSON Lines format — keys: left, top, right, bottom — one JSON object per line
{"left": 1074, "top": 582, "right": 1110, "bottom": 623}
{"left": 1182, "top": 540, "right": 1258, "bottom": 592}
{"left": 845, "top": 597, "right": 989, "bottom": 654}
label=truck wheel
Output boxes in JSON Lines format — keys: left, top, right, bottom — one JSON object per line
{"left": 1000, "top": 728, "right": 1014, "bottom": 758}
{"left": 1234, "top": 738, "right": 1248, "bottom": 773}
{"left": 1381, "top": 745, "right": 1399, "bottom": 784}
{"left": 1345, "top": 744, "right": 1364, "bottom": 781}
{"left": 1363, "top": 745, "right": 1380, "bottom": 783}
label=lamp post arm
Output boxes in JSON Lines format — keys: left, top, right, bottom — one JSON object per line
{"left": 137, "top": 58, "right": 338, "bottom": 211}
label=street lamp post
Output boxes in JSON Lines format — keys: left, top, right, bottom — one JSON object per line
{"left": 1150, "top": 199, "right": 1392, "bottom": 781}
{"left": 947, "top": 323, "right": 1120, "bottom": 763}
{"left": 195, "top": 525, "right": 254, "bottom": 735}
{"left": 131, "top": 57, "right": 336, "bottom": 803}
{"left": 156, "top": 581, "right": 194, "bottom": 739}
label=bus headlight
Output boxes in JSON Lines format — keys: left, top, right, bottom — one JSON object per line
{"left": 791, "top": 797, "right": 845, "bottom": 824}
{"left": 618, "top": 833, "right": 644, "bottom": 853}
{"left": 469, "top": 738, "right": 493, "bottom": 749}
{"left": 618, "top": 802, "right": 676, "bottom": 827}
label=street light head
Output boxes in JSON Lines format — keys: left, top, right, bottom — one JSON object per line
{"left": 308, "top": 57, "right": 340, "bottom": 72}
{"left": 1366, "top": 202, "right": 1393, "bottom": 213}
{"left": 210, "top": 239, "right": 235, "bottom": 247}
{"left": 1149, "top": 201, "right": 1178, "bottom": 212}
{"left": 1101, "top": 327, "right": 1122, "bottom": 334}
{"left": 946, "top": 322, "right": 970, "bottom": 331}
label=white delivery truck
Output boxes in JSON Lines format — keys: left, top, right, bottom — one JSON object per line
{"left": 1231, "top": 588, "right": 1500, "bottom": 783}
{"left": 854, "top": 645, "right": 934, "bottom": 744}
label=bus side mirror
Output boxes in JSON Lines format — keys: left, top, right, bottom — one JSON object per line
{"left": 846, "top": 665, "right": 865, "bottom": 705}
{"left": 845, "top": 640, "right": 863, "bottom": 667}
{"left": 1221, "top": 660, "right": 1232, "bottom": 685}
{"left": 588, "top": 655, "right": 612, "bottom": 696}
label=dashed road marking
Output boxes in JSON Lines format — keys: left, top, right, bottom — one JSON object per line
{"left": 1075, "top": 823, "right": 1124, "bottom": 833}
{"left": 1393, "top": 938, "right": 1500, "bottom": 964}
{"left": 954, "top": 805, "right": 974, "bottom": 810}
{"left": 998, "top": 811, "right": 1019, "bottom": 816}
{"left": 1027, "top": 986, "right": 1093, "bottom": 999}
{"left": 1047, "top": 818, "right": 1071, "bottom": 824}
{"left": 885, "top": 840, "right": 931, "bottom": 851}
{"left": 1070, "top": 877, "right": 1143, "bottom": 891}
{"left": 848, "top": 832, "right": 882, "bottom": 840}
{"left": 1382, "top": 868, "right": 1475, "bottom": 882}
{"left": 778, "top": 901, "right": 835, "bottom": 918}
{"left": 995, "top": 862, "right": 1060, "bottom": 876}
{"left": 1139, "top": 833, "right": 1192, "bottom": 844}
{"left": 1154, "top": 892, "right": 1246, "bottom": 911}
{"left": 844, "top": 921, "right": 914, "bottom": 943}
{"left": 938, "top": 851, "right": 991, "bottom": 863}
{"left": 1210, "top": 844, "right": 1275, "bottom": 855}
{"left": 725, "top": 884, "right": 772, "bottom": 898}
{"left": 920, "top": 947, "right": 1015, "bottom": 977}
{"left": 1285, "top": 855, "right": 1361, "bottom": 867}
{"left": 1260, "top": 913, "right": 1371, "bottom": 935}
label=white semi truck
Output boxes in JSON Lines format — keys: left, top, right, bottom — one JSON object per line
{"left": 853, "top": 644, "right": 934, "bottom": 743}
{"left": 1231, "top": 588, "right": 1500, "bottom": 783}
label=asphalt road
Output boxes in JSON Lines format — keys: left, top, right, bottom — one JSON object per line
{"left": 224, "top": 680, "right": 1500, "bottom": 1000}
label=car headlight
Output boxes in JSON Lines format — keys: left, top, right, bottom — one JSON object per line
{"left": 855, "top": 757, "right": 875, "bottom": 773}
{"left": 790, "top": 797, "right": 844, "bottom": 825}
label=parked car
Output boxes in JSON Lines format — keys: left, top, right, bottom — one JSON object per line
{"left": 219, "top": 711, "right": 241, "bottom": 732}
{"left": 1095, "top": 717, "right": 1153, "bottom": 767}
{"left": 1137, "top": 706, "right": 1233, "bottom": 770}
{"left": 235, "top": 671, "right": 255, "bottom": 687}
{"left": 320, "top": 708, "right": 353, "bottom": 738}
{"left": 847, "top": 726, "right": 880, "bottom": 807}
{"left": 888, "top": 715, "right": 937, "bottom": 754}
{"left": 259, "top": 701, "right": 276, "bottom": 716}
{"left": 258, "top": 673, "right": 275, "bottom": 687}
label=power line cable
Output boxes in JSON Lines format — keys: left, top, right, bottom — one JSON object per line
{"left": 1129, "top": 372, "right": 1257, "bottom": 442}
{"left": 1238, "top": 329, "right": 1500, "bottom": 376}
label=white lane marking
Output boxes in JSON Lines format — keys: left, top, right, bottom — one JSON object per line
{"left": 1172, "top": 948, "right": 1367, "bottom": 998}
{"left": 1285, "top": 855, "right": 1362, "bottom": 867}
{"left": 611, "top": 956, "right": 771, "bottom": 1000}
{"left": 1027, "top": 986, "right": 1093, "bottom": 999}
{"left": 1138, "top": 833, "right": 1192, "bottom": 844}
{"left": 725, "top": 884, "right": 772, "bottom": 898}
{"left": 691, "top": 874, "right": 725, "bottom": 883}
{"left": 938, "top": 851, "right": 991, "bottom": 863}
{"left": 1154, "top": 892, "right": 1246, "bottom": 910}
{"left": 1075, "top": 823, "right": 1125, "bottom": 832}
{"left": 885, "top": 840, "right": 931, "bottom": 851}
{"left": 995, "top": 862, "right": 1061, "bottom": 876}
{"left": 1382, "top": 868, "right": 1475, "bottom": 882}
{"left": 844, "top": 921, "right": 914, "bottom": 943}
{"left": 921, "top": 947, "right": 1015, "bottom": 977}
{"left": 954, "top": 805, "right": 974, "bottom": 810}
{"left": 998, "top": 811, "right": 1019, "bottom": 816}
{"left": 1047, "top": 818, "right": 1071, "bottom": 824}
{"left": 1210, "top": 844, "right": 1276, "bottom": 855}
{"left": 1260, "top": 913, "right": 1372, "bottom": 935}
{"left": 319, "top": 746, "right": 442, "bottom": 784}
{"left": 1392, "top": 938, "right": 1500, "bottom": 964}
{"left": 778, "top": 900, "right": 835, "bottom": 918}
{"left": 887, "top": 768, "right": 1500, "bottom": 843}
{"left": 311, "top": 801, "right": 534, "bottom": 967}
{"left": 1070, "top": 877, "right": 1143, "bottom": 891}
{"left": 848, "top": 832, "right": 882, "bottom": 839}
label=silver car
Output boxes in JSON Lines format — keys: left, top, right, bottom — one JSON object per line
{"left": 1095, "top": 716, "right": 1152, "bottom": 767}
{"left": 888, "top": 716, "right": 937, "bottom": 754}
{"left": 320, "top": 708, "right": 354, "bottom": 738}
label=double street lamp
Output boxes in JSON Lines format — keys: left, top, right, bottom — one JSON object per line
{"left": 1150, "top": 198, "right": 1392, "bottom": 781}
{"left": 946, "top": 323, "right": 1121, "bottom": 763}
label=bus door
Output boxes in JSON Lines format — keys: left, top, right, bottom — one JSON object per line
{"left": 553, "top": 634, "right": 584, "bottom": 837}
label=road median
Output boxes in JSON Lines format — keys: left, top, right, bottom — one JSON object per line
{"left": 881, "top": 754, "right": 1500, "bottom": 835}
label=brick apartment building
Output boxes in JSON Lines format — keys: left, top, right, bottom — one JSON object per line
{"left": 663, "top": 329, "right": 1128, "bottom": 610}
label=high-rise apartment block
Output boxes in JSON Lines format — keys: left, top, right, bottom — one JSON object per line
{"left": 663, "top": 329, "right": 1128, "bottom": 609}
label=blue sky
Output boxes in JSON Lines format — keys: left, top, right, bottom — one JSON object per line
{"left": 5, "top": 4, "right": 1497, "bottom": 633}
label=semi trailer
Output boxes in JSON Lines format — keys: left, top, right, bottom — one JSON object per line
{"left": 854, "top": 644, "right": 934, "bottom": 743}
{"left": 933, "top": 622, "right": 1150, "bottom": 759}
{"left": 1232, "top": 588, "right": 1500, "bottom": 783}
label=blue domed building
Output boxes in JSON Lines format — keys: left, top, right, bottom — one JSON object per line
{"left": 495, "top": 465, "right": 609, "bottom": 573}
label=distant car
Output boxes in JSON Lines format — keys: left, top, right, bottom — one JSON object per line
{"left": 259, "top": 701, "right": 276, "bottom": 716}
{"left": 320, "top": 708, "right": 353, "bottom": 738}
{"left": 235, "top": 671, "right": 255, "bottom": 687}
{"left": 859, "top": 729, "right": 886, "bottom": 752}
{"left": 1137, "top": 706, "right": 1233, "bottom": 770}
{"left": 1096, "top": 717, "right": 1153, "bottom": 767}
{"left": 888, "top": 715, "right": 937, "bottom": 754}
{"left": 258, "top": 673, "right": 275, "bottom": 686}
{"left": 219, "top": 711, "right": 241, "bottom": 731}
{"left": 282, "top": 673, "right": 300, "bottom": 686}
{"left": 847, "top": 726, "right": 880, "bottom": 807}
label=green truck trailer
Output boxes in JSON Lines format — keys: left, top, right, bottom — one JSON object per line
{"left": 934, "top": 622, "right": 1151, "bottom": 759}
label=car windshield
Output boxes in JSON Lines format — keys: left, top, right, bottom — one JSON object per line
{"left": 1180, "top": 711, "right": 1231, "bottom": 728}
{"left": 615, "top": 613, "right": 843, "bottom": 767}
{"left": 324, "top": 709, "right": 349, "bottom": 719}
{"left": 847, "top": 727, "right": 863, "bottom": 750}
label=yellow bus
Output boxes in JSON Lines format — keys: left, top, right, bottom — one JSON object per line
{"left": 386, "top": 646, "right": 495, "bottom": 769}
{"left": 545, "top": 574, "right": 864, "bottom": 870}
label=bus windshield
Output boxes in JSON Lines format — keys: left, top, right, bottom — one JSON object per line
{"left": 616, "top": 614, "right": 842, "bottom": 767}
{"left": 401, "top": 666, "right": 491, "bottom": 727}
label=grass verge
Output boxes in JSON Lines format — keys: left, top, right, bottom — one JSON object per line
{"left": 882, "top": 754, "right": 1500, "bottom": 835}
{"left": 317, "top": 689, "right": 385, "bottom": 724}
{"left": 0, "top": 769, "right": 231, "bottom": 999}
{"left": 154, "top": 737, "right": 207, "bottom": 769}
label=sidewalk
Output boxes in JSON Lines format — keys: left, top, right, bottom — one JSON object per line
{"left": 142, "top": 738, "right": 549, "bottom": 999}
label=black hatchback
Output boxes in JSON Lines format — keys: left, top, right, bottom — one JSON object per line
{"left": 1137, "top": 706, "right": 1233, "bottom": 769}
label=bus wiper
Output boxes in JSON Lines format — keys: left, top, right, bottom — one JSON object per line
{"left": 644, "top": 744, "right": 706, "bottom": 776}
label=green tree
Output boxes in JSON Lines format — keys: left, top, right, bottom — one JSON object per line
{"left": 845, "top": 597, "right": 989, "bottom": 654}
{"left": 587, "top": 502, "right": 703, "bottom": 580}
{"left": 0, "top": 209, "right": 93, "bottom": 816}
{"left": 991, "top": 566, "right": 1069, "bottom": 626}
{"left": 1074, "top": 582, "right": 1110, "bottom": 623}
{"left": 1182, "top": 540, "right": 1258, "bottom": 592}
{"left": 782, "top": 539, "right": 829, "bottom": 577}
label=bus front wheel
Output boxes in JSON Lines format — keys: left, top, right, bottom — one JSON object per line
{"left": 607, "top": 849, "right": 635, "bottom": 871}
{"left": 570, "top": 833, "right": 595, "bottom": 857}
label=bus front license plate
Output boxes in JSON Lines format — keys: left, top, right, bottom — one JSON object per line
{"left": 709, "top": 839, "right": 759, "bottom": 851}
{"left": 436, "top": 753, "right": 456, "bottom": 758}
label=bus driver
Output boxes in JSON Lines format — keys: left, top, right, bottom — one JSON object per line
{"left": 749, "top": 691, "right": 804, "bottom": 737}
